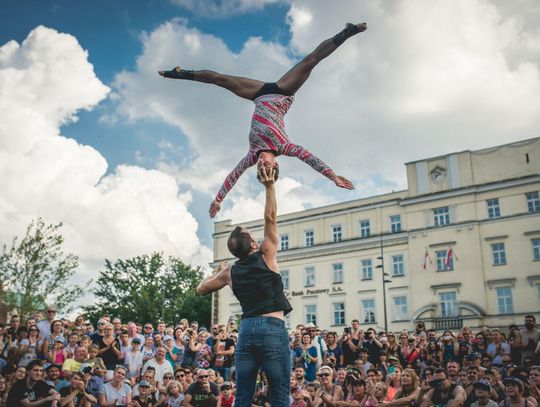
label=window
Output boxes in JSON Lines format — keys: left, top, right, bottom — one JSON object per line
{"left": 333, "top": 303, "right": 346, "bottom": 325}
{"left": 436, "top": 250, "right": 454, "bottom": 271}
{"left": 392, "top": 296, "right": 408, "bottom": 321}
{"left": 390, "top": 215, "right": 401, "bottom": 233}
{"left": 486, "top": 198, "right": 500, "bottom": 219}
{"left": 305, "top": 305, "right": 317, "bottom": 325}
{"left": 527, "top": 192, "right": 540, "bottom": 213}
{"left": 362, "top": 299, "right": 376, "bottom": 323}
{"left": 361, "top": 259, "right": 373, "bottom": 280}
{"left": 440, "top": 292, "right": 458, "bottom": 318}
{"left": 433, "top": 206, "right": 450, "bottom": 226}
{"left": 305, "top": 229, "right": 314, "bottom": 247}
{"left": 496, "top": 287, "right": 514, "bottom": 314}
{"left": 280, "top": 234, "right": 289, "bottom": 251}
{"left": 533, "top": 239, "right": 540, "bottom": 261}
{"left": 491, "top": 243, "right": 507, "bottom": 265}
{"left": 305, "top": 267, "right": 315, "bottom": 287}
{"left": 332, "top": 263, "right": 343, "bottom": 284}
{"left": 332, "top": 225, "right": 342, "bottom": 242}
{"left": 392, "top": 255, "right": 405, "bottom": 276}
{"left": 281, "top": 270, "right": 289, "bottom": 290}
{"left": 359, "top": 220, "right": 370, "bottom": 238}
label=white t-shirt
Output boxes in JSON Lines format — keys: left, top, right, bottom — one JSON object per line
{"left": 36, "top": 320, "right": 51, "bottom": 339}
{"left": 99, "top": 381, "right": 132, "bottom": 405}
{"left": 141, "top": 358, "right": 173, "bottom": 383}
{"left": 125, "top": 350, "right": 144, "bottom": 377}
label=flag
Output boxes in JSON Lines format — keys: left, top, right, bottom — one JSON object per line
{"left": 445, "top": 247, "right": 454, "bottom": 269}
{"left": 422, "top": 248, "right": 432, "bottom": 270}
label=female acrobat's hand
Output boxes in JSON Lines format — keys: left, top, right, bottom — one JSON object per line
{"left": 209, "top": 199, "right": 221, "bottom": 218}
{"left": 334, "top": 175, "right": 354, "bottom": 190}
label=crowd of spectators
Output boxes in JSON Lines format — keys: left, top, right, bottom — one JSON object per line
{"left": 0, "top": 305, "right": 539, "bottom": 407}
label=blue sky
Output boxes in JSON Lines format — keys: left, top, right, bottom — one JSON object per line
{"left": 1, "top": 0, "right": 539, "bottom": 305}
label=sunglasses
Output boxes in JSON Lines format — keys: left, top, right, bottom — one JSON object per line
{"left": 318, "top": 373, "right": 330, "bottom": 377}
{"left": 47, "top": 310, "right": 56, "bottom": 313}
{"left": 176, "top": 374, "right": 185, "bottom": 378}
{"left": 164, "top": 376, "right": 173, "bottom": 379}
{"left": 222, "top": 386, "right": 231, "bottom": 390}
{"left": 198, "top": 375, "right": 209, "bottom": 379}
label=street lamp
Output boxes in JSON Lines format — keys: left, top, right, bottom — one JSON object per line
{"left": 375, "top": 234, "right": 392, "bottom": 332}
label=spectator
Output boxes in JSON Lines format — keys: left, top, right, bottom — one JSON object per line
{"left": 125, "top": 337, "right": 144, "bottom": 385}
{"left": 141, "top": 346, "right": 174, "bottom": 383}
{"left": 7, "top": 360, "right": 61, "bottom": 406}
{"left": 95, "top": 322, "right": 121, "bottom": 371}
{"left": 37, "top": 305, "right": 56, "bottom": 338}
{"left": 521, "top": 315, "right": 540, "bottom": 364}
{"left": 0, "top": 375, "right": 8, "bottom": 407}
{"left": 141, "top": 335, "right": 156, "bottom": 363}
{"left": 44, "top": 363, "right": 70, "bottom": 392}
{"left": 324, "top": 331, "right": 344, "bottom": 368}
{"left": 59, "top": 371, "right": 97, "bottom": 406}
{"left": 48, "top": 336, "right": 68, "bottom": 366}
{"left": 133, "top": 379, "right": 157, "bottom": 406}
{"left": 90, "top": 319, "right": 106, "bottom": 344}
{"left": 385, "top": 368, "right": 420, "bottom": 405}
{"left": 501, "top": 376, "right": 537, "bottom": 407}
{"left": 17, "top": 324, "right": 41, "bottom": 367}
{"left": 470, "top": 379, "right": 498, "bottom": 407}
{"left": 183, "top": 368, "right": 219, "bottom": 407}
{"left": 418, "top": 368, "right": 467, "bottom": 407}
{"left": 212, "top": 328, "right": 235, "bottom": 381}
{"left": 295, "top": 333, "right": 318, "bottom": 382}
{"left": 42, "top": 320, "right": 66, "bottom": 357}
{"left": 316, "top": 365, "right": 343, "bottom": 404}
{"left": 112, "top": 318, "right": 123, "bottom": 336}
{"left": 62, "top": 345, "right": 87, "bottom": 380}
{"left": 217, "top": 381, "right": 233, "bottom": 407}
{"left": 98, "top": 365, "right": 132, "bottom": 406}
{"left": 366, "top": 381, "right": 388, "bottom": 406}
{"left": 85, "top": 344, "right": 107, "bottom": 371}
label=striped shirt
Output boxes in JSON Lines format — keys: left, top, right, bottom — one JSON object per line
{"left": 215, "top": 94, "right": 333, "bottom": 203}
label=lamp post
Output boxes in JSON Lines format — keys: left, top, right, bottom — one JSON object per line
{"left": 376, "top": 234, "right": 392, "bottom": 332}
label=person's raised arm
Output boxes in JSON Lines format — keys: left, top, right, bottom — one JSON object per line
{"left": 258, "top": 167, "right": 279, "bottom": 272}
{"left": 197, "top": 262, "right": 232, "bottom": 295}
{"left": 210, "top": 153, "right": 257, "bottom": 218}
{"left": 282, "top": 142, "right": 354, "bottom": 190}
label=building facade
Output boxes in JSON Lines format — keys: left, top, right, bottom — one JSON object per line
{"left": 211, "top": 137, "right": 540, "bottom": 331}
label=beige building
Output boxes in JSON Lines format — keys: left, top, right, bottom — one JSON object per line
{"left": 211, "top": 137, "right": 540, "bottom": 331}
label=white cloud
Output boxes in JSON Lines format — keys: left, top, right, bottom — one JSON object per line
{"left": 0, "top": 26, "right": 212, "bottom": 308}
{"left": 170, "top": 0, "right": 288, "bottom": 17}
{"left": 112, "top": 0, "right": 540, "bottom": 224}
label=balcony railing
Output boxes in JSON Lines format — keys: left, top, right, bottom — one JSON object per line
{"left": 434, "top": 317, "right": 463, "bottom": 330}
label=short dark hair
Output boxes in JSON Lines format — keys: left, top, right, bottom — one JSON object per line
{"left": 27, "top": 360, "right": 43, "bottom": 372}
{"left": 227, "top": 226, "right": 253, "bottom": 259}
{"left": 434, "top": 368, "right": 449, "bottom": 378}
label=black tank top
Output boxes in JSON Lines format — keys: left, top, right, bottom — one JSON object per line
{"left": 231, "top": 251, "right": 292, "bottom": 318}
{"left": 432, "top": 384, "right": 457, "bottom": 405}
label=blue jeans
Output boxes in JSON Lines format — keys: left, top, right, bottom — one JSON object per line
{"left": 234, "top": 316, "right": 290, "bottom": 407}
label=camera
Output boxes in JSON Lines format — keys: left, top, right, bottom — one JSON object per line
{"left": 430, "top": 379, "right": 442, "bottom": 389}
{"left": 344, "top": 327, "right": 351, "bottom": 334}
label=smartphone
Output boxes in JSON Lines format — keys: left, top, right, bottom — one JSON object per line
{"left": 344, "top": 327, "right": 352, "bottom": 334}
{"left": 388, "top": 365, "right": 395, "bottom": 374}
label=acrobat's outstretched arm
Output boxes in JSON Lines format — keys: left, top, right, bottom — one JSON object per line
{"left": 210, "top": 153, "right": 257, "bottom": 218}
{"left": 282, "top": 142, "right": 354, "bottom": 190}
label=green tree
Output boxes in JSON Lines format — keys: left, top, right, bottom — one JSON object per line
{"left": 0, "top": 218, "right": 83, "bottom": 317}
{"left": 83, "top": 253, "right": 211, "bottom": 326}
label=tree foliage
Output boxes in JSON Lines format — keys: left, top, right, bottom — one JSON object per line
{"left": 0, "top": 218, "right": 83, "bottom": 317}
{"left": 83, "top": 253, "right": 211, "bottom": 327}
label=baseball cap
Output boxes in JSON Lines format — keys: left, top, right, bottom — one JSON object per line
{"left": 503, "top": 377, "right": 524, "bottom": 391}
{"left": 139, "top": 380, "right": 151, "bottom": 387}
{"left": 54, "top": 336, "right": 64, "bottom": 343}
{"left": 305, "top": 323, "right": 316, "bottom": 329}
{"left": 131, "top": 337, "right": 141, "bottom": 344}
{"left": 163, "top": 335, "right": 174, "bottom": 341}
{"left": 473, "top": 379, "right": 491, "bottom": 392}
{"left": 221, "top": 381, "right": 232, "bottom": 390}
